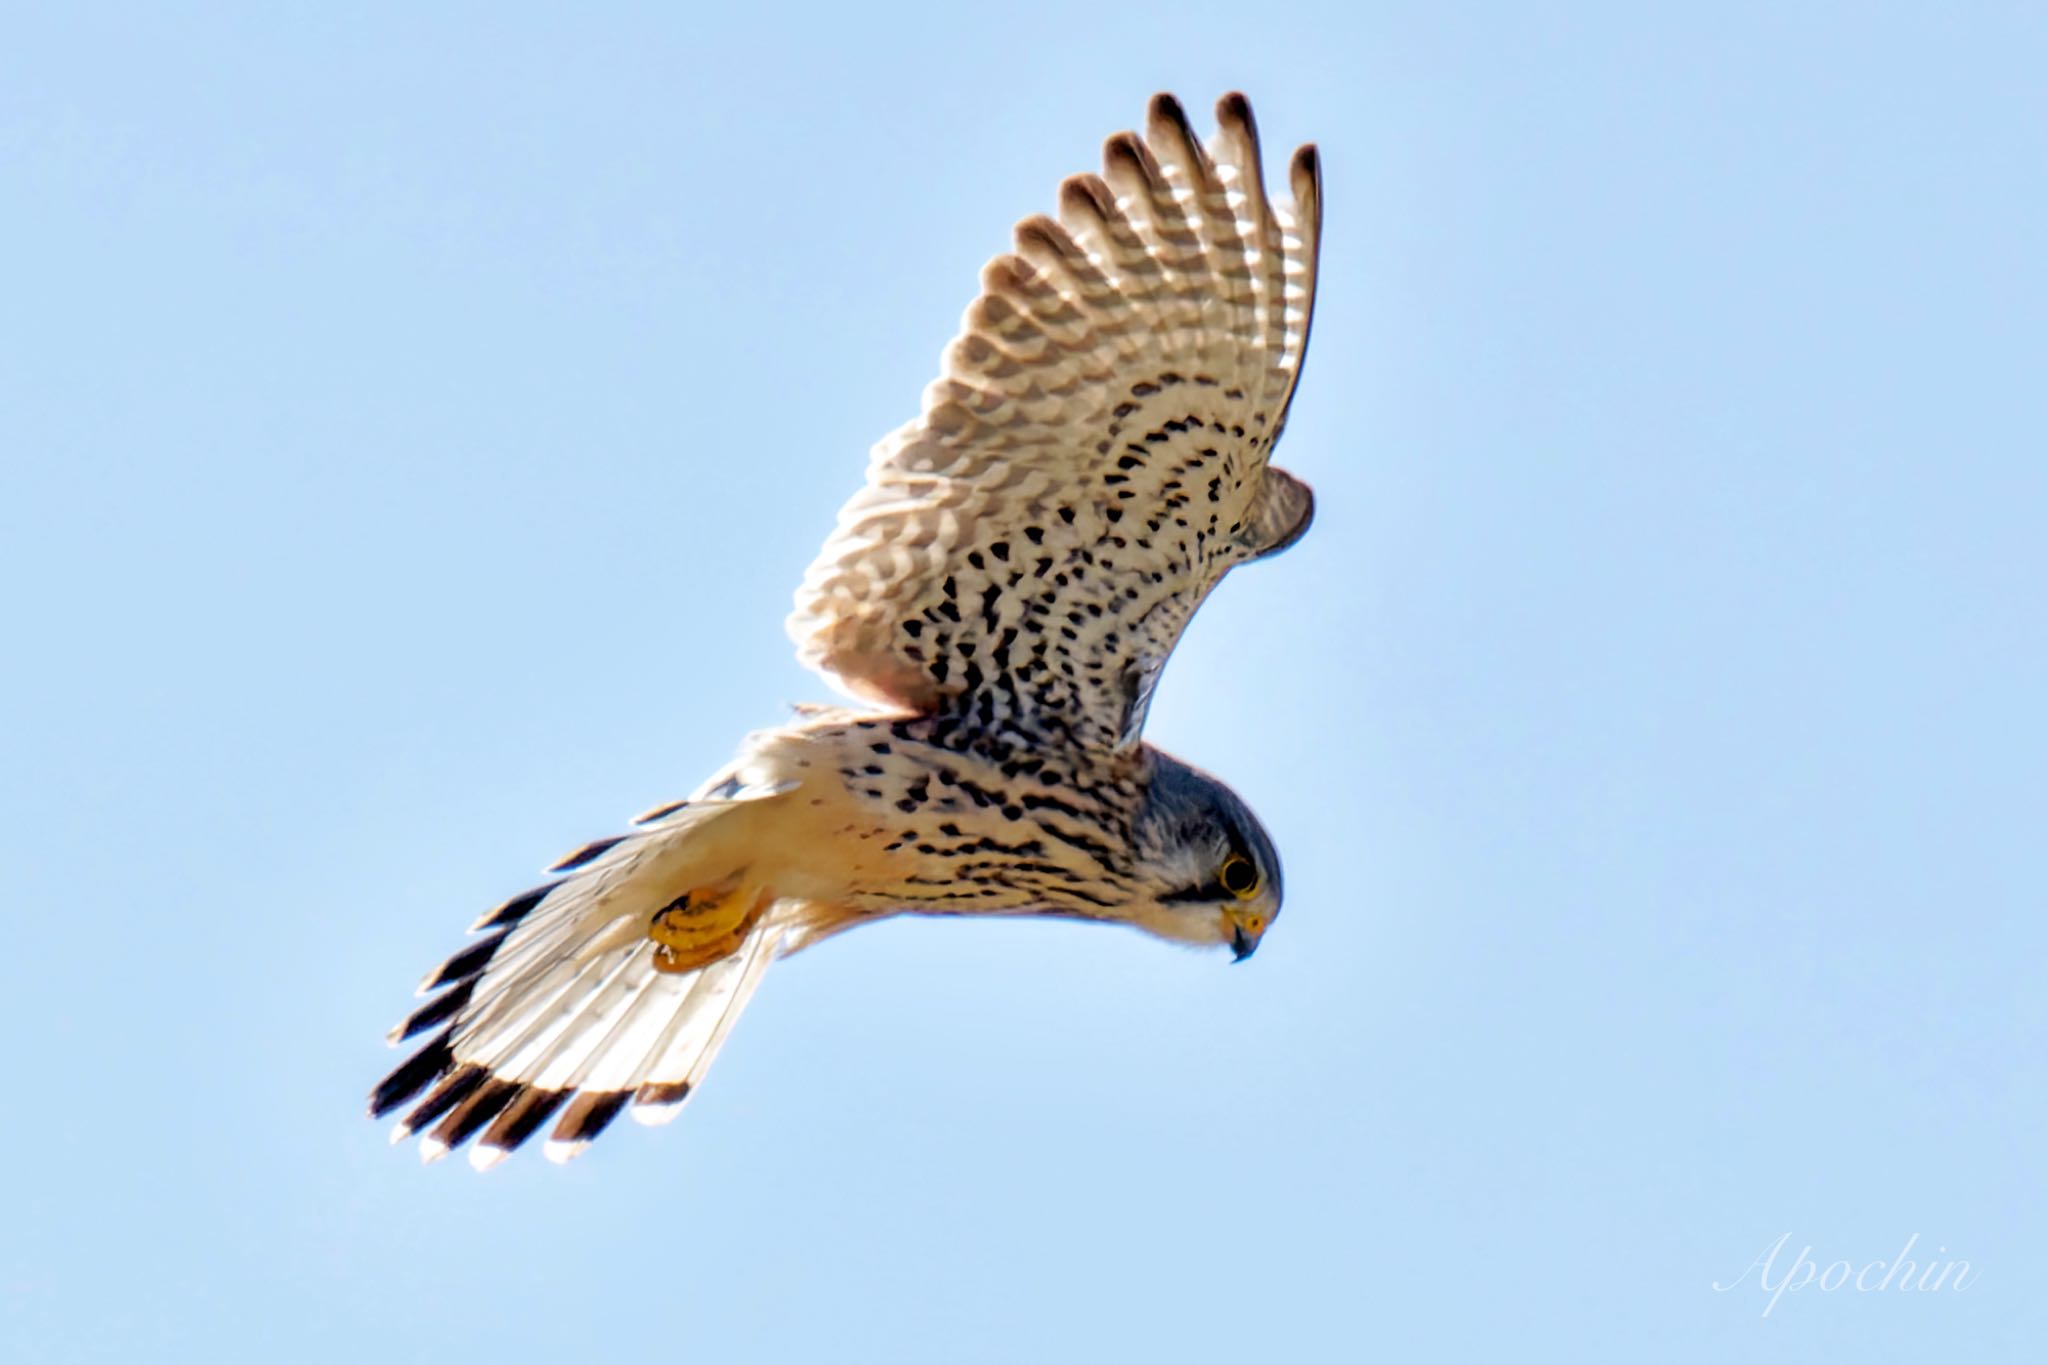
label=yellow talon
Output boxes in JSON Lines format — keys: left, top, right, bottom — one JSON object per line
{"left": 647, "top": 883, "right": 765, "bottom": 974}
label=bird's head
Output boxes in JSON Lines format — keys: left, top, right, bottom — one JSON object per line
{"left": 1128, "top": 749, "right": 1284, "bottom": 960}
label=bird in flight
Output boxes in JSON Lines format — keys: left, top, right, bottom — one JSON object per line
{"left": 370, "top": 92, "right": 1322, "bottom": 1168}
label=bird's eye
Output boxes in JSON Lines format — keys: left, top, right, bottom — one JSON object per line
{"left": 1219, "top": 854, "right": 1260, "bottom": 900}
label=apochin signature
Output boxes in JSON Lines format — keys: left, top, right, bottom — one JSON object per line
{"left": 1714, "top": 1233, "right": 1976, "bottom": 1317}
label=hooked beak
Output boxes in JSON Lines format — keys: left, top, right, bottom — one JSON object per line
{"left": 1226, "top": 906, "right": 1270, "bottom": 962}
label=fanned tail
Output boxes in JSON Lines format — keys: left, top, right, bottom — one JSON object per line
{"left": 369, "top": 781, "right": 790, "bottom": 1169}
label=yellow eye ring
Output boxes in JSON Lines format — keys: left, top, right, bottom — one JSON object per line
{"left": 1219, "top": 854, "right": 1260, "bottom": 900}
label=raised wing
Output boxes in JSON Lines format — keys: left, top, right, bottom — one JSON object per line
{"left": 789, "top": 93, "right": 1321, "bottom": 753}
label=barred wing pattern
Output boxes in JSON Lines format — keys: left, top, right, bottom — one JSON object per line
{"left": 789, "top": 93, "right": 1321, "bottom": 754}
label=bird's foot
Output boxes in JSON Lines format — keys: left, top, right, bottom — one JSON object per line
{"left": 648, "top": 880, "right": 765, "bottom": 974}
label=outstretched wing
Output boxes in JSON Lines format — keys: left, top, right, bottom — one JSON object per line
{"left": 789, "top": 93, "right": 1321, "bottom": 753}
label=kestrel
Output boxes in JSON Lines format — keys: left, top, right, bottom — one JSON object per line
{"left": 370, "top": 92, "right": 1322, "bottom": 1168}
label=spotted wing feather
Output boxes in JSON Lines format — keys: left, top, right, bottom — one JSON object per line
{"left": 789, "top": 93, "right": 1322, "bottom": 752}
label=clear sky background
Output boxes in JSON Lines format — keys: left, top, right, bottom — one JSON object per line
{"left": 3, "top": 4, "right": 2042, "bottom": 1362}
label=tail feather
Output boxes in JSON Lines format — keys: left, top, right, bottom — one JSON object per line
{"left": 630, "top": 924, "right": 781, "bottom": 1127}
{"left": 370, "top": 780, "right": 794, "bottom": 1169}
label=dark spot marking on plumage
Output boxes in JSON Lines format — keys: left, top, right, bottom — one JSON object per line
{"left": 936, "top": 600, "right": 961, "bottom": 623}
{"left": 1025, "top": 526, "right": 1044, "bottom": 545}
{"left": 1058, "top": 507, "right": 1076, "bottom": 524}
{"left": 369, "top": 1030, "right": 456, "bottom": 1118}
{"left": 941, "top": 575, "right": 958, "bottom": 599}
{"left": 1113, "top": 401, "right": 1138, "bottom": 418}
{"left": 431, "top": 1077, "right": 521, "bottom": 1151}
{"left": 1131, "top": 380, "right": 1158, "bottom": 397}
{"left": 1005, "top": 860, "right": 1080, "bottom": 881}
{"left": 896, "top": 798, "right": 918, "bottom": 813}
{"left": 482, "top": 1086, "right": 570, "bottom": 1155}
{"left": 394, "top": 978, "right": 475, "bottom": 1043}
{"left": 1040, "top": 821, "right": 1120, "bottom": 867}
{"left": 1001, "top": 804, "right": 1023, "bottom": 820}
{"left": 902, "top": 620, "right": 923, "bottom": 638}
{"left": 956, "top": 778, "right": 1000, "bottom": 809}
{"left": 1145, "top": 431, "right": 1168, "bottom": 444}
{"left": 1055, "top": 880, "right": 1118, "bottom": 909}
{"left": 1225, "top": 388, "right": 1245, "bottom": 401}
{"left": 931, "top": 656, "right": 951, "bottom": 683}
{"left": 475, "top": 884, "right": 551, "bottom": 931}
{"left": 549, "top": 835, "right": 622, "bottom": 873}
{"left": 980, "top": 584, "right": 1003, "bottom": 629}
{"left": 401, "top": 1064, "right": 488, "bottom": 1135}
{"left": 1022, "top": 791, "right": 1088, "bottom": 820}
{"left": 1104, "top": 473, "right": 1128, "bottom": 486}
{"left": 424, "top": 930, "right": 511, "bottom": 992}
{"left": 990, "top": 541, "right": 1010, "bottom": 561}
{"left": 967, "top": 550, "right": 985, "bottom": 569}
{"left": 634, "top": 1080, "right": 691, "bottom": 1110}
{"left": 552, "top": 1090, "right": 630, "bottom": 1147}
{"left": 863, "top": 763, "right": 884, "bottom": 776}
{"left": 1117, "top": 453, "right": 1144, "bottom": 470}
{"left": 1106, "top": 507, "right": 1123, "bottom": 523}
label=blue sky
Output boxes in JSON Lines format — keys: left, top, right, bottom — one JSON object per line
{"left": 3, "top": 4, "right": 2042, "bottom": 1361}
